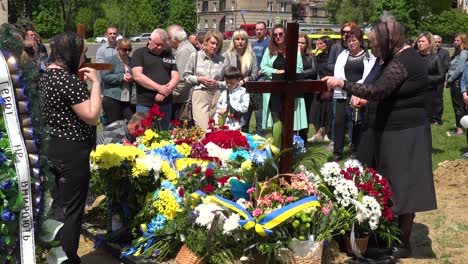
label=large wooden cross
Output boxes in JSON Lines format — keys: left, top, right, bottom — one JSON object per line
{"left": 245, "top": 22, "right": 327, "bottom": 173}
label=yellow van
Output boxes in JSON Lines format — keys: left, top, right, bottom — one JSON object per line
{"left": 307, "top": 34, "right": 369, "bottom": 50}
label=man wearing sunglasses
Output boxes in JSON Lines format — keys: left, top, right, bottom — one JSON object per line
{"left": 96, "top": 26, "right": 119, "bottom": 63}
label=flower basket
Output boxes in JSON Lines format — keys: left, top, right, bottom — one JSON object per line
{"left": 344, "top": 235, "right": 369, "bottom": 257}
{"left": 175, "top": 244, "right": 205, "bottom": 264}
{"left": 277, "top": 241, "right": 324, "bottom": 264}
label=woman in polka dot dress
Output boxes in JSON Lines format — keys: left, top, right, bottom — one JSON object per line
{"left": 39, "top": 32, "right": 102, "bottom": 264}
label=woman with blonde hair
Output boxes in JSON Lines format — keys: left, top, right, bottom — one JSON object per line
{"left": 416, "top": 32, "right": 444, "bottom": 123}
{"left": 223, "top": 29, "right": 259, "bottom": 133}
{"left": 184, "top": 30, "right": 226, "bottom": 130}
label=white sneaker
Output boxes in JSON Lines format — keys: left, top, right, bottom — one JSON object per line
{"left": 323, "top": 135, "right": 330, "bottom": 142}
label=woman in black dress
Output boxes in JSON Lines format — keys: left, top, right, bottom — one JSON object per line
{"left": 39, "top": 32, "right": 102, "bottom": 263}
{"left": 415, "top": 32, "right": 444, "bottom": 123}
{"left": 323, "top": 21, "right": 437, "bottom": 259}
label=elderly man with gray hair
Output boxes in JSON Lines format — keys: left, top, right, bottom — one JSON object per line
{"left": 168, "top": 25, "right": 197, "bottom": 121}
{"left": 131, "top": 28, "right": 179, "bottom": 130}
{"left": 433, "top": 34, "right": 451, "bottom": 125}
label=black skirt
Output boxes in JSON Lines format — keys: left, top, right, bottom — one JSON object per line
{"left": 376, "top": 124, "right": 437, "bottom": 215}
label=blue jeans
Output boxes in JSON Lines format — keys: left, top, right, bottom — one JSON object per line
{"left": 136, "top": 103, "right": 172, "bottom": 130}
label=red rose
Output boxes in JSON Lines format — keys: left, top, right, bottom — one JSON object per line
{"left": 217, "top": 176, "right": 229, "bottom": 186}
{"left": 347, "top": 167, "right": 354, "bottom": 173}
{"left": 204, "top": 184, "right": 215, "bottom": 193}
{"left": 178, "top": 188, "right": 185, "bottom": 197}
{"left": 205, "top": 168, "right": 214, "bottom": 178}
{"left": 194, "top": 166, "right": 202, "bottom": 174}
{"left": 171, "top": 120, "right": 182, "bottom": 127}
{"left": 186, "top": 173, "right": 192, "bottom": 177}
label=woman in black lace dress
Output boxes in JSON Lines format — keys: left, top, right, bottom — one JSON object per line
{"left": 323, "top": 21, "right": 437, "bottom": 259}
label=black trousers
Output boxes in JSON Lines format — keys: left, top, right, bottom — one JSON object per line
{"left": 450, "top": 80, "right": 468, "bottom": 128}
{"left": 103, "top": 96, "right": 135, "bottom": 124}
{"left": 433, "top": 82, "right": 445, "bottom": 123}
{"left": 333, "top": 99, "right": 361, "bottom": 157}
{"left": 47, "top": 138, "right": 93, "bottom": 264}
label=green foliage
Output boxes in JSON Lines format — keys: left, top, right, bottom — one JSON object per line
{"left": 31, "top": 0, "right": 66, "bottom": 37}
{"left": 326, "top": 0, "right": 376, "bottom": 25}
{"left": 420, "top": 10, "right": 468, "bottom": 41}
{"left": 167, "top": 0, "right": 197, "bottom": 34}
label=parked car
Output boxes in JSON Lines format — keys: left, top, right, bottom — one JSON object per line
{"left": 95, "top": 35, "right": 123, "bottom": 43}
{"left": 94, "top": 35, "right": 123, "bottom": 43}
{"left": 130, "top": 33, "right": 151, "bottom": 42}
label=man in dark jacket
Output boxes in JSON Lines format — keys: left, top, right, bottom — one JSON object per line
{"left": 434, "top": 35, "right": 451, "bottom": 125}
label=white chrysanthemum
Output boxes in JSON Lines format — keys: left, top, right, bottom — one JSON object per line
{"left": 236, "top": 198, "right": 247, "bottom": 208}
{"left": 136, "top": 155, "right": 163, "bottom": 173}
{"left": 297, "top": 165, "right": 322, "bottom": 185}
{"left": 223, "top": 213, "right": 241, "bottom": 234}
{"left": 205, "top": 142, "right": 233, "bottom": 161}
{"left": 320, "top": 162, "right": 342, "bottom": 178}
{"left": 195, "top": 203, "right": 224, "bottom": 228}
{"left": 354, "top": 196, "right": 382, "bottom": 230}
{"left": 344, "top": 159, "right": 363, "bottom": 173}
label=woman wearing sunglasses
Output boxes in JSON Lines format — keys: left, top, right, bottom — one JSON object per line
{"left": 101, "top": 38, "right": 136, "bottom": 124}
{"left": 260, "top": 24, "right": 305, "bottom": 146}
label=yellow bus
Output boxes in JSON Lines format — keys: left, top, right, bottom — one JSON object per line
{"left": 307, "top": 34, "right": 369, "bottom": 51}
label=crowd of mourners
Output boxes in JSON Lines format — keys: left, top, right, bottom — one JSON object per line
{"left": 16, "top": 14, "right": 467, "bottom": 263}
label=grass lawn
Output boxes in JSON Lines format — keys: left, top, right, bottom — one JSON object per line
{"left": 247, "top": 88, "right": 467, "bottom": 170}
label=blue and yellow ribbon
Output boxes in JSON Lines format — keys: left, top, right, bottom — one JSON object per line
{"left": 199, "top": 192, "right": 320, "bottom": 237}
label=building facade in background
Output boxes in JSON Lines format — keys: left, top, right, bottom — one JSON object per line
{"left": 195, "top": 0, "right": 328, "bottom": 33}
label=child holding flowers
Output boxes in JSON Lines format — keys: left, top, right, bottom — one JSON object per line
{"left": 214, "top": 66, "right": 250, "bottom": 130}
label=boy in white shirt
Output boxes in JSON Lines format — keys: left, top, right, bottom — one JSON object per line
{"left": 214, "top": 66, "right": 250, "bottom": 130}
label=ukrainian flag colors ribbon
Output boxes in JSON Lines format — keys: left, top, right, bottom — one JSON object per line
{"left": 204, "top": 193, "right": 320, "bottom": 237}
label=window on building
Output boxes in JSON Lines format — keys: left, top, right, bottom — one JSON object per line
{"left": 213, "top": 19, "right": 217, "bottom": 29}
{"left": 281, "top": 3, "right": 287, "bottom": 12}
{"left": 312, "top": 7, "right": 318, "bottom": 17}
{"left": 267, "top": 2, "right": 273, "bottom": 12}
{"left": 197, "top": 3, "right": 200, "bottom": 13}
{"left": 213, "top": 2, "right": 217, "bottom": 12}
{"left": 205, "top": 19, "right": 208, "bottom": 29}
{"left": 202, "top": 1, "right": 208, "bottom": 12}
{"left": 232, "top": 1, "right": 235, "bottom": 10}
{"left": 219, "top": 0, "right": 226, "bottom": 11}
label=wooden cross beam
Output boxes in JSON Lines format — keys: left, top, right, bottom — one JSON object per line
{"left": 245, "top": 22, "right": 327, "bottom": 173}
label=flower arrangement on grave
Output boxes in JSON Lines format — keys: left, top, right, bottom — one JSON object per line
{"left": 0, "top": 115, "right": 24, "bottom": 263}
{"left": 311, "top": 159, "right": 400, "bottom": 246}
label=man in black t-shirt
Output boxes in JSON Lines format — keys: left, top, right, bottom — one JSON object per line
{"left": 132, "top": 28, "right": 179, "bottom": 130}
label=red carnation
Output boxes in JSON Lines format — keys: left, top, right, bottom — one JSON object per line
{"left": 205, "top": 168, "right": 214, "bottom": 178}
{"left": 186, "top": 173, "right": 192, "bottom": 177}
{"left": 204, "top": 184, "right": 215, "bottom": 193}
{"left": 217, "top": 176, "right": 229, "bottom": 186}
{"left": 178, "top": 188, "right": 185, "bottom": 197}
{"left": 171, "top": 120, "right": 182, "bottom": 127}
{"left": 194, "top": 166, "right": 202, "bottom": 174}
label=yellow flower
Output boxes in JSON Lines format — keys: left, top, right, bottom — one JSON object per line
{"left": 174, "top": 158, "right": 207, "bottom": 171}
{"left": 132, "top": 160, "right": 148, "bottom": 177}
{"left": 142, "top": 129, "right": 158, "bottom": 146}
{"left": 161, "top": 161, "right": 178, "bottom": 184}
{"left": 90, "top": 144, "right": 145, "bottom": 170}
{"left": 176, "top": 143, "right": 192, "bottom": 157}
{"left": 152, "top": 189, "right": 181, "bottom": 220}
{"left": 150, "top": 139, "right": 174, "bottom": 149}
{"left": 241, "top": 160, "right": 253, "bottom": 171}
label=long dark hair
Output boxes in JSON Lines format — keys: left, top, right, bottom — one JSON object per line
{"left": 269, "top": 24, "right": 286, "bottom": 57}
{"left": 317, "top": 35, "right": 333, "bottom": 54}
{"left": 48, "top": 32, "right": 85, "bottom": 75}
{"left": 371, "top": 21, "right": 407, "bottom": 65}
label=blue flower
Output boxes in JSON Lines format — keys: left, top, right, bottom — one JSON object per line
{"left": 0, "top": 96, "right": 5, "bottom": 105}
{"left": 154, "top": 249, "right": 160, "bottom": 256}
{"left": 146, "top": 214, "right": 166, "bottom": 233}
{"left": 293, "top": 135, "right": 306, "bottom": 154}
{"left": 152, "top": 190, "right": 160, "bottom": 201}
{"left": 0, "top": 152, "right": 6, "bottom": 165}
{"left": 161, "top": 180, "right": 175, "bottom": 191}
{"left": 229, "top": 150, "right": 250, "bottom": 161}
{"left": 245, "top": 134, "right": 258, "bottom": 149}
{"left": 1, "top": 209, "right": 15, "bottom": 222}
{"left": 0, "top": 180, "right": 12, "bottom": 190}
{"left": 249, "top": 149, "right": 267, "bottom": 165}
